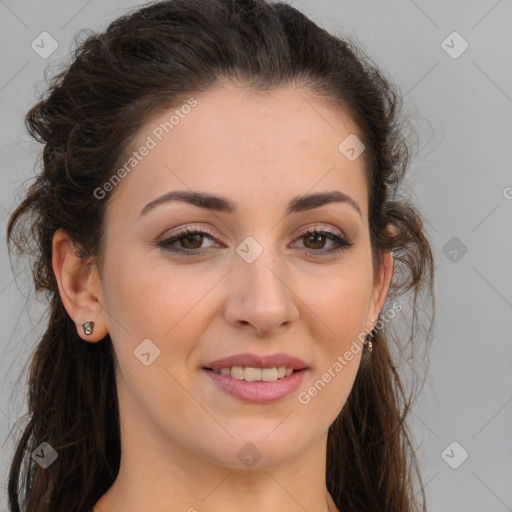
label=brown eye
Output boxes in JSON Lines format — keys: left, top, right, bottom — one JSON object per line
{"left": 180, "top": 233, "right": 204, "bottom": 250}
{"left": 158, "top": 227, "right": 218, "bottom": 256}
{"left": 303, "top": 231, "right": 328, "bottom": 250}
{"left": 294, "top": 229, "right": 353, "bottom": 255}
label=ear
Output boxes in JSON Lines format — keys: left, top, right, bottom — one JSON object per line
{"left": 366, "top": 248, "right": 394, "bottom": 333}
{"left": 52, "top": 228, "right": 109, "bottom": 342}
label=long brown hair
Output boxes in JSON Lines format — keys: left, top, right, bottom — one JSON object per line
{"left": 6, "top": 1, "right": 434, "bottom": 511}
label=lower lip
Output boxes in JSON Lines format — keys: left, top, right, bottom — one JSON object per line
{"left": 202, "top": 368, "right": 307, "bottom": 404}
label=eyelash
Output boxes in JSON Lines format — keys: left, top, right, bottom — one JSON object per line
{"left": 157, "top": 225, "right": 354, "bottom": 257}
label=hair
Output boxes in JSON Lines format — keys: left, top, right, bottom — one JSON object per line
{"left": 5, "top": 1, "right": 435, "bottom": 511}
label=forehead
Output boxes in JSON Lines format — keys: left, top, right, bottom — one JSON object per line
{"left": 160, "top": 84, "right": 363, "bottom": 159}
{"left": 105, "top": 84, "right": 368, "bottom": 221}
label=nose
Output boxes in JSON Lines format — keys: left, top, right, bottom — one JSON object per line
{"left": 223, "top": 247, "right": 300, "bottom": 337}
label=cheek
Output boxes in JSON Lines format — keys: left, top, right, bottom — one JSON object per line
{"left": 306, "top": 259, "right": 374, "bottom": 339}
{"left": 101, "top": 249, "right": 220, "bottom": 353}
{"left": 297, "top": 269, "right": 371, "bottom": 417}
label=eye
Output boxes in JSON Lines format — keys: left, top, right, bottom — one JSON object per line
{"left": 157, "top": 226, "right": 219, "bottom": 256}
{"left": 293, "top": 228, "right": 353, "bottom": 255}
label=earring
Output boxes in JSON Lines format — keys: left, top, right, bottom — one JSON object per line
{"left": 364, "top": 317, "right": 375, "bottom": 353}
{"left": 364, "top": 334, "right": 373, "bottom": 353}
{"left": 82, "top": 321, "right": 94, "bottom": 335}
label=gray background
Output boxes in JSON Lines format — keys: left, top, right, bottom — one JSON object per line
{"left": 1, "top": 1, "right": 511, "bottom": 511}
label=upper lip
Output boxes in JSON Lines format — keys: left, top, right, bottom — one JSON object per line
{"left": 203, "top": 352, "right": 308, "bottom": 370}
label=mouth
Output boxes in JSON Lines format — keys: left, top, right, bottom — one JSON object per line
{"left": 202, "top": 365, "right": 302, "bottom": 382}
{"left": 201, "top": 366, "right": 308, "bottom": 404}
{"left": 201, "top": 352, "right": 309, "bottom": 403}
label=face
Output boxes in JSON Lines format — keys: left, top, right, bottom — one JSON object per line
{"left": 88, "top": 84, "right": 391, "bottom": 472}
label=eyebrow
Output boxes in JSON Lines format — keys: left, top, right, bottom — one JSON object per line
{"left": 139, "top": 190, "right": 362, "bottom": 219}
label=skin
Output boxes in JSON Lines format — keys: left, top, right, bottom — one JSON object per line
{"left": 53, "top": 83, "right": 393, "bottom": 512}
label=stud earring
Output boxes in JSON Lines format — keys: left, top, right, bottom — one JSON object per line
{"left": 82, "top": 321, "right": 94, "bottom": 335}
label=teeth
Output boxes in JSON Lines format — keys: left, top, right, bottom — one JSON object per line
{"left": 212, "top": 365, "right": 296, "bottom": 381}
{"left": 244, "top": 367, "right": 262, "bottom": 382}
{"left": 261, "top": 367, "right": 278, "bottom": 381}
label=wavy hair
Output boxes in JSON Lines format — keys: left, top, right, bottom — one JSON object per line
{"left": 6, "top": 1, "right": 434, "bottom": 511}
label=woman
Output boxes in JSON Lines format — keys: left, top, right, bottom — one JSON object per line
{"left": 6, "top": 1, "right": 434, "bottom": 511}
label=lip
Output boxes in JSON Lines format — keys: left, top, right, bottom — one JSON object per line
{"left": 202, "top": 352, "right": 309, "bottom": 404}
{"left": 202, "top": 367, "right": 308, "bottom": 404}
{"left": 203, "top": 352, "right": 308, "bottom": 371}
